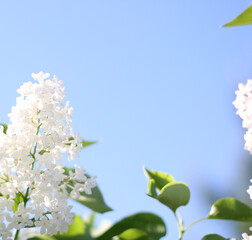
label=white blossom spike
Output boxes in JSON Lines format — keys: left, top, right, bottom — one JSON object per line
{"left": 0, "top": 72, "right": 96, "bottom": 237}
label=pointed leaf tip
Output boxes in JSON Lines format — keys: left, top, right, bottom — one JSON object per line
{"left": 223, "top": 4, "right": 252, "bottom": 27}
{"left": 143, "top": 167, "right": 174, "bottom": 191}
{"left": 82, "top": 140, "right": 98, "bottom": 148}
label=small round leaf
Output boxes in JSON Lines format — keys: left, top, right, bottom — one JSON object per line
{"left": 157, "top": 182, "right": 190, "bottom": 212}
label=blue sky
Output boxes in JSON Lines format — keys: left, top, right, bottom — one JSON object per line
{"left": 1, "top": 0, "right": 252, "bottom": 239}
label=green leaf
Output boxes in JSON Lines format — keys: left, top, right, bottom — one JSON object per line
{"left": 12, "top": 193, "right": 24, "bottom": 212}
{"left": 208, "top": 198, "right": 252, "bottom": 221}
{"left": 82, "top": 140, "right": 98, "bottom": 148}
{"left": 143, "top": 167, "right": 174, "bottom": 191}
{"left": 54, "top": 215, "right": 93, "bottom": 240}
{"left": 0, "top": 124, "right": 8, "bottom": 134}
{"left": 223, "top": 5, "right": 252, "bottom": 27}
{"left": 201, "top": 234, "right": 236, "bottom": 240}
{"left": 64, "top": 168, "right": 112, "bottom": 213}
{"left": 119, "top": 228, "right": 149, "bottom": 240}
{"left": 148, "top": 181, "right": 190, "bottom": 212}
{"left": 96, "top": 212, "right": 166, "bottom": 240}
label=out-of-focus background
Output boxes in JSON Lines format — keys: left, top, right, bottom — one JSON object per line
{"left": 0, "top": 1, "right": 252, "bottom": 239}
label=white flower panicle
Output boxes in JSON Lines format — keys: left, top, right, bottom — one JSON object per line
{"left": 0, "top": 72, "right": 96, "bottom": 239}
{"left": 234, "top": 80, "right": 252, "bottom": 240}
{"left": 233, "top": 80, "right": 252, "bottom": 154}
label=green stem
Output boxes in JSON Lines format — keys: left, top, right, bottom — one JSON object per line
{"left": 174, "top": 212, "right": 183, "bottom": 240}
{"left": 174, "top": 211, "right": 208, "bottom": 240}
{"left": 13, "top": 140, "right": 39, "bottom": 240}
{"left": 176, "top": 210, "right": 184, "bottom": 229}
{"left": 14, "top": 229, "right": 20, "bottom": 240}
{"left": 13, "top": 187, "right": 30, "bottom": 240}
{"left": 13, "top": 119, "right": 42, "bottom": 240}
{"left": 183, "top": 217, "right": 208, "bottom": 232}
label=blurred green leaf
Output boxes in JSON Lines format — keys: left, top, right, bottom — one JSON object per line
{"left": 0, "top": 124, "right": 8, "bottom": 134}
{"left": 27, "top": 236, "right": 56, "bottom": 240}
{"left": 87, "top": 212, "right": 96, "bottom": 230}
{"left": 64, "top": 168, "right": 112, "bottom": 213}
{"left": 143, "top": 167, "right": 174, "bottom": 191}
{"left": 208, "top": 198, "right": 252, "bottom": 221}
{"left": 12, "top": 193, "right": 24, "bottom": 212}
{"left": 223, "top": 5, "right": 252, "bottom": 27}
{"left": 119, "top": 228, "right": 149, "bottom": 240}
{"left": 147, "top": 179, "right": 157, "bottom": 197}
{"left": 54, "top": 215, "right": 93, "bottom": 240}
{"left": 95, "top": 212, "right": 166, "bottom": 240}
{"left": 148, "top": 181, "right": 190, "bottom": 213}
{"left": 201, "top": 234, "right": 236, "bottom": 240}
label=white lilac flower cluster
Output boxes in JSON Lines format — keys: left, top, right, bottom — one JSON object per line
{"left": 233, "top": 80, "right": 252, "bottom": 154}
{"left": 234, "top": 80, "right": 252, "bottom": 240}
{"left": 0, "top": 72, "right": 96, "bottom": 239}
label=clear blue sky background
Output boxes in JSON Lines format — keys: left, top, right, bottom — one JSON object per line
{"left": 0, "top": 1, "right": 252, "bottom": 239}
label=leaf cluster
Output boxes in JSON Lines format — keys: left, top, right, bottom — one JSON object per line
{"left": 27, "top": 165, "right": 252, "bottom": 240}
{"left": 144, "top": 167, "right": 252, "bottom": 240}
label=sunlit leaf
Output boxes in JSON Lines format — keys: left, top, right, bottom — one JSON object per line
{"left": 87, "top": 212, "right": 96, "bottom": 230}
{"left": 148, "top": 181, "right": 190, "bottom": 212}
{"left": 143, "top": 167, "right": 174, "bottom": 191}
{"left": 54, "top": 215, "right": 93, "bottom": 240}
{"left": 223, "top": 5, "right": 252, "bottom": 27}
{"left": 208, "top": 198, "right": 252, "bottom": 221}
{"left": 64, "top": 168, "right": 112, "bottom": 213}
{"left": 95, "top": 212, "right": 166, "bottom": 240}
